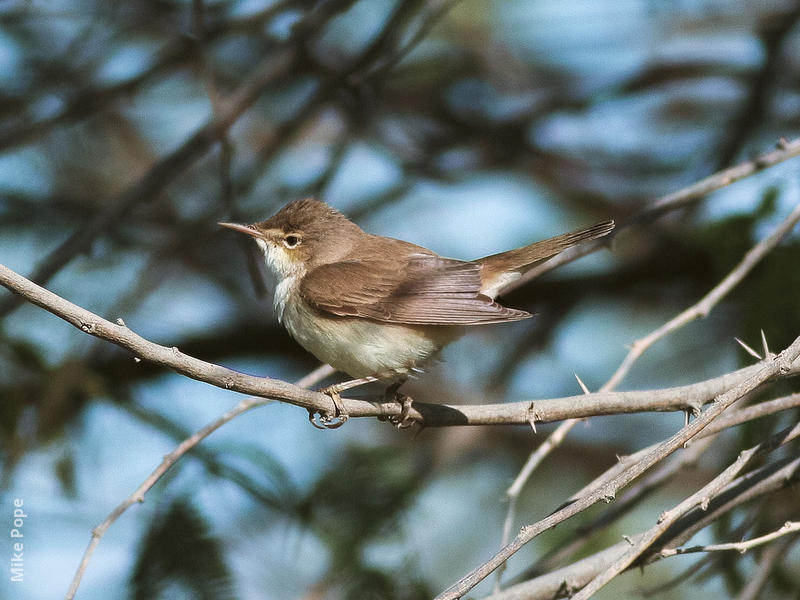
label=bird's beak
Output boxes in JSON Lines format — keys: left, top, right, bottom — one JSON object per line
{"left": 218, "top": 222, "right": 261, "bottom": 238}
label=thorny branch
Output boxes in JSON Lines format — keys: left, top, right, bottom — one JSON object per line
{"left": 436, "top": 335, "right": 800, "bottom": 599}
{"left": 491, "top": 199, "right": 800, "bottom": 589}
{"left": 2, "top": 262, "right": 799, "bottom": 428}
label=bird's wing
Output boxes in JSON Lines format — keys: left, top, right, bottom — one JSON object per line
{"left": 299, "top": 249, "right": 531, "bottom": 326}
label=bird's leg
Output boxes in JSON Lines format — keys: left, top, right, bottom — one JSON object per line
{"left": 383, "top": 378, "right": 415, "bottom": 428}
{"left": 310, "top": 376, "right": 378, "bottom": 429}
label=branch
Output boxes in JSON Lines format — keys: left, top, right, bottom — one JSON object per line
{"left": 570, "top": 421, "right": 800, "bottom": 599}
{"left": 434, "top": 335, "right": 800, "bottom": 599}
{"left": 64, "top": 361, "right": 325, "bottom": 600}
{"left": 493, "top": 393, "right": 800, "bottom": 594}
{"left": 65, "top": 397, "right": 263, "bottom": 599}
{"left": 605, "top": 200, "right": 800, "bottom": 389}
{"left": 492, "top": 200, "right": 800, "bottom": 587}
{"left": 510, "top": 136, "right": 800, "bottom": 289}
{"left": 734, "top": 535, "right": 796, "bottom": 600}
{"left": 524, "top": 392, "right": 800, "bottom": 578}
{"left": 2, "top": 263, "right": 799, "bottom": 428}
{"left": 485, "top": 455, "right": 800, "bottom": 600}
{"left": 660, "top": 521, "right": 800, "bottom": 557}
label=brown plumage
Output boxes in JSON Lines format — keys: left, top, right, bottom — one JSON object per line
{"left": 220, "top": 199, "right": 614, "bottom": 385}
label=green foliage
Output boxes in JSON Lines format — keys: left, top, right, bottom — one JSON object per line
{"left": 299, "top": 444, "right": 434, "bottom": 599}
{"left": 129, "top": 498, "right": 237, "bottom": 600}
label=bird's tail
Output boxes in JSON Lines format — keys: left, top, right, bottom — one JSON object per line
{"left": 477, "top": 220, "right": 614, "bottom": 299}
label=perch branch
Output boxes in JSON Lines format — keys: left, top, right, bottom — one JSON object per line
{"left": 2, "top": 263, "right": 799, "bottom": 427}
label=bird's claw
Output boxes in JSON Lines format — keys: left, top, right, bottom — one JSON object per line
{"left": 308, "top": 387, "right": 349, "bottom": 429}
{"left": 388, "top": 393, "right": 415, "bottom": 429}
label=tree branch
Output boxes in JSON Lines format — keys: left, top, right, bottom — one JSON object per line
{"left": 435, "top": 335, "right": 800, "bottom": 599}
{"left": 605, "top": 200, "right": 800, "bottom": 389}
{"left": 2, "top": 263, "right": 799, "bottom": 428}
{"left": 493, "top": 200, "right": 800, "bottom": 588}
{"left": 485, "top": 455, "right": 800, "bottom": 600}
{"left": 571, "top": 422, "right": 800, "bottom": 599}
{"left": 510, "top": 136, "right": 800, "bottom": 289}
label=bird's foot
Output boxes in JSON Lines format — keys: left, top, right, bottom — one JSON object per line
{"left": 376, "top": 380, "right": 415, "bottom": 428}
{"left": 308, "top": 386, "right": 350, "bottom": 429}
{"left": 307, "top": 376, "right": 379, "bottom": 429}
{"left": 388, "top": 392, "right": 415, "bottom": 429}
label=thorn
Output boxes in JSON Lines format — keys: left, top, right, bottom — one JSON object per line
{"left": 573, "top": 372, "right": 591, "bottom": 395}
{"left": 133, "top": 357, "right": 142, "bottom": 363}
{"left": 622, "top": 535, "right": 634, "bottom": 545}
{"left": 735, "top": 337, "right": 762, "bottom": 360}
{"left": 116, "top": 317, "right": 126, "bottom": 326}
{"left": 760, "top": 329, "right": 770, "bottom": 357}
{"left": 526, "top": 402, "right": 537, "bottom": 433}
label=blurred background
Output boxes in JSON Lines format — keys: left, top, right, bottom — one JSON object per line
{"left": 1, "top": 0, "right": 799, "bottom": 598}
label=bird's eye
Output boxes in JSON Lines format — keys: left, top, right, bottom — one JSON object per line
{"left": 283, "top": 235, "right": 301, "bottom": 249}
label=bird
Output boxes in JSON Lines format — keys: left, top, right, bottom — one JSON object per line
{"left": 220, "top": 199, "right": 614, "bottom": 427}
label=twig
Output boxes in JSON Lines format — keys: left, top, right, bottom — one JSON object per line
{"left": 484, "top": 455, "right": 800, "bottom": 600}
{"left": 605, "top": 201, "right": 800, "bottom": 389}
{"left": 660, "top": 521, "right": 800, "bottom": 556}
{"left": 567, "top": 393, "right": 800, "bottom": 503}
{"left": 570, "top": 421, "right": 800, "bottom": 599}
{"left": 734, "top": 535, "right": 796, "bottom": 600}
{"left": 492, "top": 394, "right": 800, "bottom": 593}
{"left": 509, "top": 137, "right": 800, "bottom": 289}
{"left": 494, "top": 376, "right": 590, "bottom": 590}
{"left": 64, "top": 367, "right": 321, "bottom": 600}
{"left": 434, "top": 335, "right": 800, "bottom": 599}
{"left": 3, "top": 261, "right": 799, "bottom": 427}
{"left": 491, "top": 201, "right": 800, "bottom": 590}
{"left": 518, "top": 393, "right": 800, "bottom": 578}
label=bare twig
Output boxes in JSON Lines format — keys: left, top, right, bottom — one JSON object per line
{"left": 510, "top": 137, "right": 800, "bottom": 289}
{"left": 571, "top": 422, "right": 800, "bottom": 599}
{"left": 64, "top": 367, "right": 321, "bottom": 600}
{"left": 734, "top": 535, "right": 796, "bottom": 600}
{"left": 434, "top": 335, "right": 800, "bottom": 599}
{"left": 494, "top": 393, "right": 800, "bottom": 594}
{"left": 660, "top": 521, "right": 800, "bottom": 556}
{"left": 568, "top": 393, "right": 800, "bottom": 503}
{"left": 484, "top": 456, "right": 800, "bottom": 600}
{"left": 605, "top": 201, "right": 800, "bottom": 389}
{"left": 491, "top": 201, "right": 800, "bottom": 590}
{"left": 494, "top": 377, "right": 591, "bottom": 590}
{"left": 519, "top": 394, "right": 800, "bottom": 580}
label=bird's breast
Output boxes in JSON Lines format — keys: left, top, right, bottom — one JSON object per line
{"left": 278, "top": 291, "right": 461, "bottom": 379}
